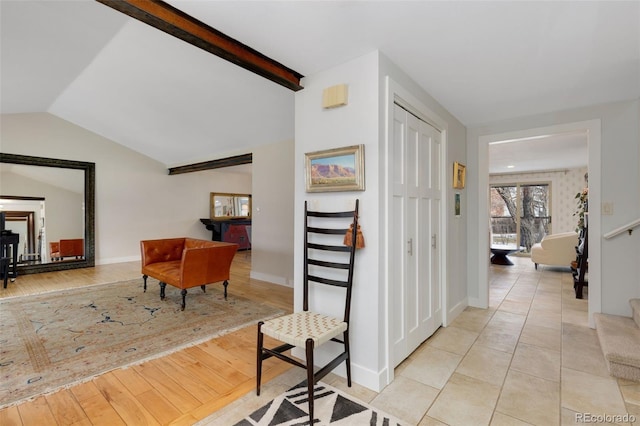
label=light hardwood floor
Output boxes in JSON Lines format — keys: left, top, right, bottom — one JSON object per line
{"left": 0, "top": 253, "right": 294, "bottom": 425}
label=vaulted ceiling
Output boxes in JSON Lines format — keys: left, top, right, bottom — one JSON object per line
{"left": 2, "top": 1, "right": 638, "bottom": 169}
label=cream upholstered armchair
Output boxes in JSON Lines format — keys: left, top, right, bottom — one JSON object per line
{"left": 530, "top": 232, "right": 579, "bottom": 269}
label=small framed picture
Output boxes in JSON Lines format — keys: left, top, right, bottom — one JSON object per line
{"left": 305, "top": 144, "right": 365, "bottom": 192}
{"left": 455, "top": 193, "right": 461, "bottom": 217}
{"left": 453, "top": 162, "right": 466, "bottom": 189}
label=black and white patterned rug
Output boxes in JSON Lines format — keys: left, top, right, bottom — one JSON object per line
{"left": 234, "top": 381, "right": 406, "bottom": 426}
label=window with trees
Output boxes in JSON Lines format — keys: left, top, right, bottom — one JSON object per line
{"left": 490, "top": 183, "right": 551, "bottom": 254}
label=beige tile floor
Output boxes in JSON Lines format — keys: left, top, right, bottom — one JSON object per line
{"left": 212, "top": 256, "right": 639, "bottom": 425}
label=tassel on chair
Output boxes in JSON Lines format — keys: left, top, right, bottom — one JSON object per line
{"left": 344, "top": 223, "right": 365, "bottom": 249}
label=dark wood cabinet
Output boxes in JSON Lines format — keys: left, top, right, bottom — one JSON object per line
{"left": 200, "top": 219, "right": 251, "bottom": 250}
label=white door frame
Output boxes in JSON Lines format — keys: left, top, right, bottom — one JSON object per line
{"left": 475, "top": 120, "right": 602, "bottom": 327}
{"left": 384, "top": 76, "right": 449, "bottom": 385}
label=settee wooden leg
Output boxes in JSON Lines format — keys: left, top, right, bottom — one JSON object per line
{"left": 201, "top": 285, "right": 206, "bottom": 292}
{"left": 159, "top": 282, "right": 166, "bottom": 300}
{"left": 535, "top": 263, "right": 538, "bottom": 270}
{"left": 223, "top": 280, "right": 228, "bottom": 300}
{"left": 181, "top": 289, "right": 187, "bottom": 311}
{"left": 143, "top": 274, "right": 148, "bottom": 292}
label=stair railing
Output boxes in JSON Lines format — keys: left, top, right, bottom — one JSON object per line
{"left": 603, "top": 217, "right": 640, "bottom": 239}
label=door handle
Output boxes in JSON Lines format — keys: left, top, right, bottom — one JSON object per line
{"left": 407, "top": 238, "right": 413, "bottom": 256}
{"left": 432, "top": 234, "right": 437, "bottom": 249}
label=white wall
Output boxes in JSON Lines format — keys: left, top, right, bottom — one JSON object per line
{"left": 468, "top": 99, "right": 640, "bottom": 317}
{"left": 250, "top": 139, "right": 295, "bottom": 286}
{"left": 0, "top": 113, "right": 291, "bottom": 285}
{"left": 294, "top": 51, "right": 382, "bottom": 390}
{"left": 294, "top": 51, "right": 468, "bottom": 392}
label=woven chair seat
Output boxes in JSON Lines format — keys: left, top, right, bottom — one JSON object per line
{"left": 261, "top": 311, "right": 347, "bottom": 347}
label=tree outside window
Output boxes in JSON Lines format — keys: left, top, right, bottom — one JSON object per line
{"left": 491, "top": 183, "right": 550, "bottom": 253}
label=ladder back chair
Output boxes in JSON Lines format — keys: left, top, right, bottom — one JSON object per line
{"left": 257, "top": 199, "right": 360, "bottom": 423}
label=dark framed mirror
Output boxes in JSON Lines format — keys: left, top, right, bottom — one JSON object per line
{"left": 0, "top": 153, "right": 95, "bottom": 274}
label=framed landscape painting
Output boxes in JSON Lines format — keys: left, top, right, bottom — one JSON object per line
{"left": 453, "top": 161, "right": 466, "bottom": 189}
{"left": 305, "top": 144, "right": 365, "bottom": 192}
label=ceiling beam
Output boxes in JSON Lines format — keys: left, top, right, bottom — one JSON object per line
{"left": 96, "top": 0, "right": 304, "bottom": 91}
{"left": 168, "top": 153, "right": 252, "bottom": 175}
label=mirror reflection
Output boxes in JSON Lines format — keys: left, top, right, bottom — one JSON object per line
{"left": 1, "top": 165, "right": 84, "bottom": 265}
{"left": 210, "top": 192, "right": 251, "bottom": 219}
{"left": 1, "top": 200, "right": 43, "bottom": 264}
{"left": 0, "top": 153, "right": 94, "bottom": 274}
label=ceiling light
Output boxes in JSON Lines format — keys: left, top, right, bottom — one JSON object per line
{"left": 507, "top": 165, "right": 515, "bottom": 169}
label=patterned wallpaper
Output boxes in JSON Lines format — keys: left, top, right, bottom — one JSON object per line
{"left": 490, "top": 167, "right": 588, "bottom": 234}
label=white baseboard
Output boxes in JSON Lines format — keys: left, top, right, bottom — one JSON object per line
{"left": 467, "top": 296, "right": 489, "bottom": 309}
{"left": 96, "top": 256, "right": 139, "bottom": 265}
{"left": 446, "top": 298, "right": 468, "bottom": 326}
{"left": 250, "top": 271, "right": 293, "bottom": 287}
{"left": 291, "top": 348, "right": 388, "bottom": 393}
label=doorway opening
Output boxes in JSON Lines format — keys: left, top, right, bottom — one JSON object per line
{"left": 477, "top": 119, "right": 601, "bottom": 327}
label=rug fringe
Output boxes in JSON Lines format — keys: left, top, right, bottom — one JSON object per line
{"left": 0, "top": 279, "right": 144, "bottom": 301}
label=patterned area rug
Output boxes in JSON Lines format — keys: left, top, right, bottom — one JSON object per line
{"left": 0, "top": 279, "right": 283, "bottom": 408}
{"left": 233, "top": 381, "right": 406, "bottom": 426}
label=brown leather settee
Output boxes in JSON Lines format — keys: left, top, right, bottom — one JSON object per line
{"left": 50, "top": 239, "right": 84, "bottom": 261}
{"left": 140, "top": 237, "right": 238, "bottom": 310}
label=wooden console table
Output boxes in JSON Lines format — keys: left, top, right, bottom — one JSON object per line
{"left": 200, "top": 218, "right": 251, "bottom": 250}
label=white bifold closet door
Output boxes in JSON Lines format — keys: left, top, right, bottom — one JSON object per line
{"left": 391, "top": 103, "right": 443, "bottom": 366}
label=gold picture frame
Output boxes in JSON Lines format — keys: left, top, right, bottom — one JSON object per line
{"left": 453, "top": 161, "right": 466, "bottom": 189}
{"left": 209, "top": 192, "right": 251, "bottom": 220}
{"left": 305, "top": 144, "right": 365, "bottom": 192}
